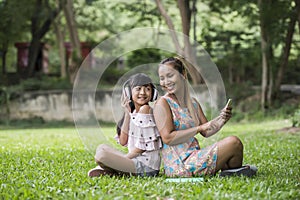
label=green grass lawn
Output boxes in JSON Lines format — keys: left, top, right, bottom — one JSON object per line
{"left": 0, "top": 119, "right": 299, "bottom": 199}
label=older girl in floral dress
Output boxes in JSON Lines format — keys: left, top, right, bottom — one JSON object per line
{"left": 154, "top": 57, "right": 257, "bottom": 177}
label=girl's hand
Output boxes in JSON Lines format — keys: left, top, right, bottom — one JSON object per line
{"left": 121, "top": 93, "right": 132, "bottom": 113}
{"left": 220, "top": 106, "right": 232, "bottom": 123}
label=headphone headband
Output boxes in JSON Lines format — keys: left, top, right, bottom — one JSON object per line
{"left": 122, "top": 77, "right": 158, "bottom": 102}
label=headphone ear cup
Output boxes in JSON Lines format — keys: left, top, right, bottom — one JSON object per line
{"left": 122, "top": 80, "right": 131, "bottom": 99}
{"left": 151, "top": 88, "right": 158, "bottom": 101}
{"left": 124, "top": 86, "right": 131, "bottom": 99}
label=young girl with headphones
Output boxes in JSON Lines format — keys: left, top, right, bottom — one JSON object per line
{"left": 88, "top": 73, "right": 162, "bottom": 177}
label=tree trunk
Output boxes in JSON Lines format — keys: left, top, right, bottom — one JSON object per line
{"left": 155, "top": 0, "right": 182, "bottom": 54}
{"left": 63, "top": 0, "right": 81, "bottom": 84}
{"left": 27, "top": 0, "right": 59, "bottom": 77}
{"left": 228, "top": 63, "right": 233, "bottom": 85}
{"left": 192, "top": 0, "right": 197, "bottom": 43}
{"left": 177, "top": 0, "right": 202, "bottom": 84}
{"left": 177, "top": 0, "right": 191, "bottom": 37}
{"left": 27, "top": 0, "right": 42, "bottom": 77}
{"left": 27, "top": 38, "right": 42, "bottom": 77}
{"left": 267, "top": 56, "right": 273, "bottom": 106}
{"left": 1, "top": 46, "right": 7, "bottom": 74}
{"left": 53, "top": 15, "right": 67, "bottom": 78}
{"left": 260, "top": 39, "right": 268, "bottom": 111}
{"left": 155, "top": 0, "right": 202, "bottom": 84}
{"left": 273, "top": 0, "right": 299, "bottom": 99}
{"left": 258, "top": 0, "right": 270, "bottom": 111}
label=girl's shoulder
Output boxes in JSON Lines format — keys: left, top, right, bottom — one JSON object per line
{"left": 159, "top": 94, "right": 174, "bottom": 103}
{"left": 130, "top": 112, "right": 156, "bottom": 128}
{"left": 160, "top": 94, "right": 198, "bottom": 107}
{"left": 139, "top": 104, "right": 152, "bottom": 114}
{"left": 154, "top": 95, "right": 170, "bottom": 106}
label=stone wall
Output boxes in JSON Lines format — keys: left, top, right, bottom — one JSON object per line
{"left": 1, "top": 86, "right": 213, "bottom": 123}
{"left": 3, "top": 90, "right": 118, "bottom": 123}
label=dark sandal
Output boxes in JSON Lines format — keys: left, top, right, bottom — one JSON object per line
{"left": 219, "top": 165, "right": 257, "bottom": 177}
{"left": 88, "top": 166, "right": 112, "bottom": 177}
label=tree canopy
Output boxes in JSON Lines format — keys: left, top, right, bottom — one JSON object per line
{"left": 0, "top": 0, "right": 299, "bottom": 110}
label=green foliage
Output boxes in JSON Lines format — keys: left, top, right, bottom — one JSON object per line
{"left": 225, "top": 82, "right": 256, "bottom": 102}
{"left": 99, "top": 62, "right": 127, "bottom": 87}
{"left": 0, "top": 117, "right": 71, "bottom": 129}
{"left": 0, "top": 1, "right": 30, "bottom": 43}
{"left": 283, "top": 59, "right": 300, "bottom": 84}
{"left": 126, "top": 48, "right": 171, "bottom": 69}
{"left": 0, "top": 120, "right": 299, "bottom": 199}
{"left": 0, "top": 0, "right": 298, "bottom": 122}
{"left": 97, "top": 48, "right": 173, "bottom": 87}
{"left": 291, "top": 107, "right": 300, "bottom": 127}
{"left": 19, "top": 76, "right": 72, "bottom": 91}
{"left": 76, "top": 1, "right": 160, "bottom": 42}
{"left": 0, "top": 75, "right": 72, "bottom": 92}
{"left": 0, "top": 86, "right": 8, "bottom": 105}
{"left": 231, "top": 98, "right": 300, "bottom": 124}
{"left": 0, "top": 117, "right": 114, "bottom": 129}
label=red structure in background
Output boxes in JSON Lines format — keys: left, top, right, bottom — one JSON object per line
{"left": 14, "top": 42, "right": 49, "bottom": 75}
{"left": 64, "top": 42, "right": 93, "bottom": 68}
{"left": 14, "top": 42, "right": 92, "bottom": 78}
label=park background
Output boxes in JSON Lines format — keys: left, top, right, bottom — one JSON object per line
{"left": 0, "top": 0, "right": 299, "bottom": 199}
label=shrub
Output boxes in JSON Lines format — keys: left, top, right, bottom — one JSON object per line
{"left": 291, "top": 107, "right": 300, "bottom": 127}
{"left": 20, "top": 76, "right": 72, "bottom": 91}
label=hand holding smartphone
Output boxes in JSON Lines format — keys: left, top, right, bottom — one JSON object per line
{"left": 226, "top": 99, "right": 232, "bottom": 108}
{"left": 222, "top": 99, "right": 233, "bottom": 123}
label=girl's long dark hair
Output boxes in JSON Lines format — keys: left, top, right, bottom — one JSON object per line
{"left": 117, "top": 114, "right": 125, "bottom": 136}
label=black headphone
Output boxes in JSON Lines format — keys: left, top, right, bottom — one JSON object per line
{"left": 122, "top": 80, "right": 158, "bottom": 102}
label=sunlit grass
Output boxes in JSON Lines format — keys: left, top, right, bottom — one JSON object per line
{"left": 0, "top": 119, "right": 299, "bottom": 199}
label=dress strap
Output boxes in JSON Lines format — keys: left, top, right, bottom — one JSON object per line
{"left": 161, "top": 95, "right": 178, "bottom": 108}
{"left": 162, "top": 95, "right": 198, "bottom": 109}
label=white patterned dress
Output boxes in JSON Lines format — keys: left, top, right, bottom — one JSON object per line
{"left": 127, "top": 112, "right": 162, "bottom": 171}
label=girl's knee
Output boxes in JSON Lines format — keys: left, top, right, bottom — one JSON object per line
{"left": 227, "top": 136, "right": 243, "bottom": 150}
{"left": 96, "top": 144, "right": 109, "bottom": 153}
{"left": 95, "top": 144, "right": 110, "bottom": 163}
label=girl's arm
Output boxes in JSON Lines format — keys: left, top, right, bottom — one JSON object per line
{"left": 125, "top": 148, "right": 145, "bottom": 159}
{"left": 194, "top": 98, "right": 208, "bottom": 124}
{"left": 198, "top": 105, "right": 232, "bottom": 138}
{"left": 119, "top": 92, "right": 133, "bottom": 146}
{"left": 154, "top": 98, "right": 232, "bottom": 145}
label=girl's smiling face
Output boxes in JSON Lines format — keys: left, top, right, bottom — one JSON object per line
{"left": 131, "top": 84, "right": 152, "bottom": 107}
{"left": 158, "top": 64, "right": 184, "bottom": 94}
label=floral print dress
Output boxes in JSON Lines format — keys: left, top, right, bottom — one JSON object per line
{"left": 161, "top": 96, "right": 218, "bottom": 177}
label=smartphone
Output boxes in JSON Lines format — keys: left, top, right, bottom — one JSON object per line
{"left": 226, "top": 99, "right": 232, "bottom": 108}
